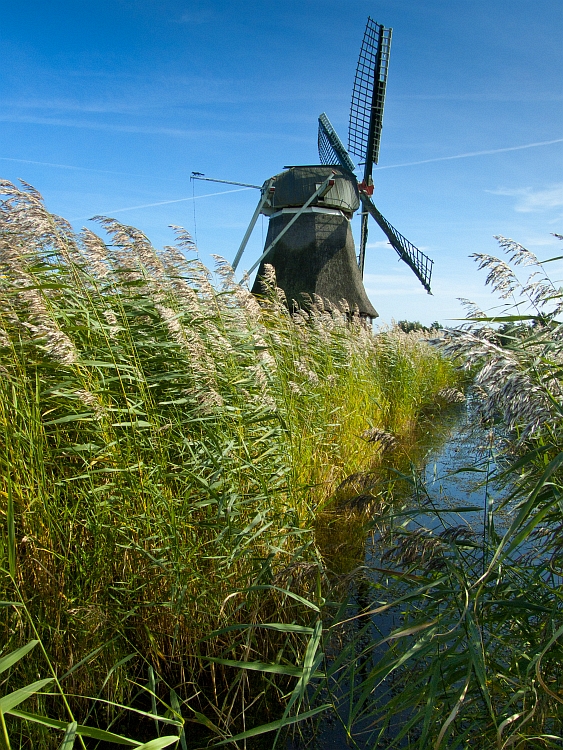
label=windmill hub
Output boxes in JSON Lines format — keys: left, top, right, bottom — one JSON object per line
{"left": 250, "top": 166, "right": 378, "bottom": 319}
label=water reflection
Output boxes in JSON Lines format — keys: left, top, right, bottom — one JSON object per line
{"left": 292, "top": 397, "right": 514, "bottom": 749}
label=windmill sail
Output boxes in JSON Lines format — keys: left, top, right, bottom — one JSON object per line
{"left": 348, "top": 19, "right": 391, "bottom": 170}
{"left": 318, "top": 113, "right": 356, "bottom": 172}
{"left": 348, "top": 19, "right": 393, "bottom": 275}
{"left": 316, "top": 19, "right": 433, "bottom": 293}
{"left": 361, "top": 194, "right": 433, "bottom": 293}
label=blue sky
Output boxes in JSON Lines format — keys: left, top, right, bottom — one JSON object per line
{"left": 1, "top": 0, "right": 562, "bottom": 325}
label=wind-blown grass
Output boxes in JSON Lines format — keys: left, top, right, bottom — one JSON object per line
{"left": 0, "top": 180, "right": 458, "bottom": 747}
{"left": 287, "top": 235, "right": 563, "bottom": 749}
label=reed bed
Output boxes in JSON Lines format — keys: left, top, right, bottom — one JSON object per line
{"left": 287, "top": 235, "right": 563, "bottom": 749}
{"left": 0, "top": 180, "right": 458, "bottom": 747}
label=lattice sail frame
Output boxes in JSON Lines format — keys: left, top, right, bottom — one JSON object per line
{"left": 361, "top": 195, "right": 434, "bottom": 292}
{"left": 348, "top": 18, "right": 391, "bottom": 168}
{"left": 315, "top": 19, "right": 433, "bottom": 293}
{"left": 318, "top": 113, "right": 356, "bottom": 171}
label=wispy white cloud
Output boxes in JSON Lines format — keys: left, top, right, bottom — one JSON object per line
{"left": 0, "top": 114, "right": 302, "bottom": 141}
{"left": 378, "top": 138, "right": 563, "bottom": 170}
{"left": 1, "top": 98, "right": 145, "bottom": 115}
{"left": 0, "top": 114, "right": 190, "bottom": 136}
{"left": 70, "top": 187, "right": 253, "bottom": 222}
{"left": 176, "top": 7, "right": 217, "bottom": 24}
{"left": 366, "top": 240, "right": 391, "bottom": 249}
{"left": 0, "top": 114, "right": 214, "bottom": 137}
{"left": 488, "top": 183, "right": 563, "bottom": 213}
{"left": 0, "top": 156, "right": 185, "bottom": 182}
{"left": 2, "top": 66, "right": 328, "bottom": 108}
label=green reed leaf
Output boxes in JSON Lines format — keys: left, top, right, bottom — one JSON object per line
{"left": 133, "top": 738, "right": 179, "bottom": 750}
{"left": 7, "top": 709, "right": 139, "bottom": 746}
{"left": 57, "top": 721, "right": 77, "bottom": 750}
{"left": 205, "top": 658, "right": 323, "bottom": 678}
{"left": 0, "top": 679, "right": 54, "bottom": 712}
{"left": 7, "top": 475, "right": 15, "bottom": 579}
{"left": 0, "top": 641, "right": 39, "bottom": 675}
{"left": 208, "top": 704, "right": 332, "bottom": 747}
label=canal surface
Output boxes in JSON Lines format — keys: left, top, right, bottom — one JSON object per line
{"left": 289, "top": 397, "right": 514, "bottom": 749}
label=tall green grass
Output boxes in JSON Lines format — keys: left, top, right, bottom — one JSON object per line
{"left": 0, "top": 180, "right": 458, "bottom": 747}
{"left": 273, "top": 235, "right": 562, "bottom": 748}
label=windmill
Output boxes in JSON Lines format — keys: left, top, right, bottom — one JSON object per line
{"left": 193, "top": 17, "right": 433, "bottom": 319}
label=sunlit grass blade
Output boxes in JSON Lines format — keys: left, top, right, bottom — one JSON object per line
{"left": 57, "top": 720, "right": 77, "bottom": 750}
{"left": 208, "top": 704, "right": 332, "bottom": 747}
{"left": 0, "top": 641, "right": 38, "bottom": 675}
{"left": 0, "top": 679, "right": 54, "bottom": 713}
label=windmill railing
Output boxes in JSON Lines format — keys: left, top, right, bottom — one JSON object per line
{"left": 361, "top": 195, "right": 433, "bottom": 293}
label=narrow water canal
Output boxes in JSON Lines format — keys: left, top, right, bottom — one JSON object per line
{"left": 290, "top": 396, "right": 512, "bottom": 749}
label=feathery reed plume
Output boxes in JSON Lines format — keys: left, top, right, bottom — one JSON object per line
{"left": 442, "top": 327, "right": 553, "bottom": 437}
{"left": 457, "top": 297, "right": 487, "bottom": 320}
{"left": 80, "top": 227, "right": 113, "bottom": 278}
{"left": 436, "top": 387, "right": 466, "bottom": 404}
{"left": 494, "top": 234, "right": 540, "bottom": 267}
{"left": 442, "top": 235, "right": 563, "bottom": 439}
{"left": 169, "top": 224, "right": 197, "bottom": 254}
{"left": 469, "top": 253, "right": 520, "bottom": 299}
{"left": 360, "top": 427, "right": 397, "bottom": 451}
{"left": 92, "top": 216, "right": 168, "bottom": 286}
{"left": 25, "top": 322, "right": 78, "bottom": 364}
{"left": 211, "top": 254, "right": 236, "bottom": 291}
{"left": 154, "top": 303, "right": 186, "bottom": 346}
{"left": 72, "top": 388, "right": 105, "bottom": 418}
{"left": 381, "top": 527, "right": 446, "bottom": 569}
{"left": 233, "top": 283, "right": 262, "bottom": 320}
{"left": 257, "top": 263, "right": 288, "bottom": 312}
{"left": 293, "top": 358, "right": 319, "bottom": 385}
{"left": 99, "top": 307, "right": 120, "bottom": 341}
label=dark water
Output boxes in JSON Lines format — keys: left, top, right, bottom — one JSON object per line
{"left": 388, "top": 398, "right": 514, "bottom": 545}
{"left": 288, "top": 399, "right": 514, "bottom": 750}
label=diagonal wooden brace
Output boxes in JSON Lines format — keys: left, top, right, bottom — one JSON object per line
{"left": 232, "top": 179, "right": 275, "bottom": 271}
{"left": 247, "top": 173, "right": 335, "bottom": 275}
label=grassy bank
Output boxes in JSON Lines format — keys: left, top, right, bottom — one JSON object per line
{"left": 300, "top": 236, "right": 563, "bottom": 748}
{"left": 0, "top": 181, "right": 459, "bottom": 747}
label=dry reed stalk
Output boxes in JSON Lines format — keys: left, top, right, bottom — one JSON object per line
{"left": 437, "top": 235, "right": 563, "bottom": 440}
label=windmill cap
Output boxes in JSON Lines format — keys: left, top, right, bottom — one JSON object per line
{"left": 264, "top": 166, "right": 360, "bottom": 214}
